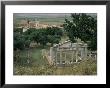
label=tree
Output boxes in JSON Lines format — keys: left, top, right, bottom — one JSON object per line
{"left": 23, "top": 35, "right": 31, "bottom": 48}
{"left": 23, "top": 28, "right": 36, "bottom": 35}
{"left": 46, "top": 27, "right": 62, "bottom": 46}
{"left": 30, "top": 30, "right": 40, "bottom": 44}
{"left": 47, "top": 35, "right": 60, "bottom": 46}
{"left": 14, "top": 26, "right": 63, "bottom": 49}
{"left": 14, "top": 28, "right": 23, "bottom": 34}
{"left": 14, "top": 32, "right": 25, "bottom": 50}
{"left": 39, "top": 32, "right": 48, "bottom": 46}
{"left": 63, "top": 13, "right": 97, "bottom": 50}
{"left": 46, "top": 27, "right": 63, "bottom": 36}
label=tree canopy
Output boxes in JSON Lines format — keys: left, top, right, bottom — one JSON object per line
{"left": 63, "top": 13, "right": 97, "bottom": 51}
{"left": 14, "top": 27, "right": 63, "bottom": 50}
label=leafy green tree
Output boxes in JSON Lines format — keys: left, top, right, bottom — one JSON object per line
{"left": 14, "top": 32, "right": 25, "bottom": 50}
{"left": 47, "top": 35, "right": 60, "bottom": 46}
{"left": 14, "top": 26, "right": 63, "bottom": 49}
{"left": 39, "top": 32, "right": 48, "bottom": 46}
{"left": 46, "top": 27, "right": 63, "bottom": 36}
{"left": 23, "top": 35, "right": 31, "bottom": 48}
{"left": 23, "top": 28, "right": 36, "bottom": 35}
{"left": 14, "top": 28, "right": 23, "bottom": 34}
{"left": 63, "top": 13, "right": 97, "bottom": 50}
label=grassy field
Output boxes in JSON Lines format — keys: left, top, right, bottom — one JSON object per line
{"left": 14, "top": 46, "right": 97, "bottom": 75}
{"left": 14, "top": 36, "right": 97, "bottom": 75}
{"left": 14, "top": 15, "right": 72, "bottom": 27}
{"left": 14, "top": 46, "right": 49, "bottom": 65}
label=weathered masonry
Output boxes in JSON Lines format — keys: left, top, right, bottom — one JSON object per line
{"left": 49, "top": 40, "right": 88, "bottom": 66}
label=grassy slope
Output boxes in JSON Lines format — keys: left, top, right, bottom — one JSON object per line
{"left": 14, "top": 35, "right": 97, "bottom": 75}
{"left": 14, "top": 46, "right": 97, "bottom": 75}
{"left": 14, "top": 59, "right": 97, "bottom": 75}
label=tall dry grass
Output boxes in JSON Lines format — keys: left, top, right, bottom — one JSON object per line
{"left": 14, "top": 58, "right": 97, "bottom": 75}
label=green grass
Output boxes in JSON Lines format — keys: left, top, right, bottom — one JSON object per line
{"left": 14, "top": 46, "right": 49, "bottom": 74}
{"left": 30, "top": 47, "right": 46, "bottom": 65}
{"left": 14, "top": 37, "right": 96, "bottom": 75}
{"left": 14, "top": 47, "right": 97, "bottom": 75}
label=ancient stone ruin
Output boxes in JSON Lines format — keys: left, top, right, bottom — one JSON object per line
{"left": 48, "top": 40, "right": 88, "bottom": 66}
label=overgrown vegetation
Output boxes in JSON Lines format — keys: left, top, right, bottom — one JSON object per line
{"left": 63, "top": 13, "right": 97, "bottom": 50}
{"left": 14, "top": 27, "right": 63, "bottom": 50}
{"left": 14, "top": 57, "right": 97, "bottom": 75}
{"left": 14, "top": 13, "right": 97, "bottom": 75}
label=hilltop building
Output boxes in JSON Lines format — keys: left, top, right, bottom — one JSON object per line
{"left": 15, "top": 18, "right": 63, "bottom": 32}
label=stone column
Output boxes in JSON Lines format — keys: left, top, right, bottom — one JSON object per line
{"left": 72, "top": 50, "right": 74, "bottom": 63}
{"left": 81, "top": 48, "right": 84, "bottom": 59}
{"left": 50, "top": 47, "right": 53, "bottom": 59}
{"left": 65, "top": 52, "right": 66, "bottom": 64}
{"left": 56, "top": 52, "right": 57, "bottom": 65}
{"left": 84, "top": 44, "right": 87, "bottom": 59}
{"left": 76, "top": 43, "right": 78, "bottom": 62}
{"left": 60, "top": 50, "right": 62, "bottom": 64}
